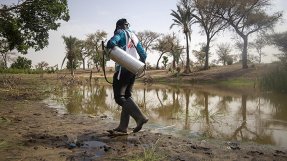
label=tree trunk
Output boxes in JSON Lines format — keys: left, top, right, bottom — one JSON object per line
{"left": 242, "top": 36, "right": 248, "bottom": 69}
{"left": 4, "top": 58, "right": 8, "bottom": 69}
{"left": 71, "top": 61, "right": 75, "bottom": 78}
{"left": 89, "top": 70, "right": 92, "bottom": 84}
{"left": 259, "top": 50, "right": 262, "bottom": 64}
{"left": 4, "top": 56, "right": 7, "bottom": 69}
{"left": 82, "top": 58, "right": 85, "bottom": 70}
{"left": 1, "top": 53, "right": 8, "bottom": 69}
{"left": 204, "top": 38, "right": 210, "bottom": 70}
{"left": 156, "top": 52, "right": 165, "bottom": 69}
{"left": 184, "top": 33, "right": 191, "bottom": 73}
{"left": 95, "top": 64, "right": 100, "bottom": 72}
{"left": 172, "top": 54, "right": 176, "bottom": 70}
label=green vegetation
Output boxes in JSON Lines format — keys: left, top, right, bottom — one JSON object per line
{"left": 129, "top": 139, "right": 166, "bottom": 161}
{"left": 0, "top": 74, "right": 53, "bottom": 101}
{"left": 170, "top": 0, "right": 195, "bottom": 73}
{"left": 219, "top": 79, "right": 255, "bottom": 88}
{"left": 0, "top": 116, "right": 10, "bottom": 124}
{"left": 10, "top": 56, "right": 31, "bottom": 69}
{"left": 261, "top": 31, "right": 287, "bottom": 93}
{"left": 162, "top": 56, "right": 168, "bottom": 69}
{"left": 1, "top": 0, "right": 281, "bottom": 76}
{"left": 0, "top": 68, "right": 56, "bottom": 74}
{"left": 0, "top": 140, "right": 9, "bottom": 149}
{"left": 61, "top": 31, "right": 107, "bottom": 77}
{"left": 260, "top": 64, "right": 287, "bottom": 93}
{"left": 0, "top": 68, "right": 36, "bottom": 74}
{"left": 0, "top": 0, "right": 69, "bottom": 53}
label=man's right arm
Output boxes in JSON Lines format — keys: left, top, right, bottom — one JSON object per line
{"left": 107, "top": 30, "right": 124, "bottom": 49}
{"left": 107, "top": 36, "right": 119, "bottom": 49}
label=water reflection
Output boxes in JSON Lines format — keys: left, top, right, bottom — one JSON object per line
{"left": 46, "top": 83, "right": 287, "bottom": 147}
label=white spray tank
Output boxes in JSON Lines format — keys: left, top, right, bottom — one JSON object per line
{"left": 108, "top": 46, "right": 145, "bottom": 76}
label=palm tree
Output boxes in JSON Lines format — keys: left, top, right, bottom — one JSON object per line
{"left": 170, "top": 0, "right": 195, "bottom": 73}
{"left": 62, "top": 35, "right": 80, "bottom": 77}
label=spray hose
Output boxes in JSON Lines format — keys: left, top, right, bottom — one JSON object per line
{"left": 101, "top": 41, "right": 113, "bottom": 84}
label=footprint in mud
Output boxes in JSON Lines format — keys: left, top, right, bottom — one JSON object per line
{"left": 247, "top": 150, "right": 264, "bottom": 156}
{"left": 80, "top": 141, "right": 112, "bottom": 159}
{"left": 226, "top": 141, "right": 240, "bottom": 150}
{"left": 63, "top": 134, "right": 78, "bottom": 149}
{"left": 275, "top": 150, "right": 286, "bottom": 155}
{"left": 273, "top": 150, "right": 287, "bottom": 157}
{"left": 64, "top": 139, "right": 112, "bottom": 160}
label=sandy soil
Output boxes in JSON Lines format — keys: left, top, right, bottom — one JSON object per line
{"left": 1, "top": 64, "right": 287, "bottom": 161}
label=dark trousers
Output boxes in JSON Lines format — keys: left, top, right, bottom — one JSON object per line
{"left": 113, "top": 70, "right": 136, "bottom": 106}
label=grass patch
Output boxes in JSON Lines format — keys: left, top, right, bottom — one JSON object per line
{"left": 0, "top": 74, "right": 56, "bottom": 101}
{"left": 0, "top": 116, "right": 10, "bottom": 124}
{"left": 0, "top": 140, "right": 9, "bottom": 149}
{"left": 260, "top": 64, "right": 287, "bottom": 93}
{"left": 128, "top": 139, "right": 166, "bottom": 161}
{"left": 218, "top": 79, "right": 255, "bottom": 88}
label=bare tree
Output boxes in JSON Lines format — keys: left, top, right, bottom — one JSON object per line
{"left": 77, "top": 40, "right": 88, "bottom": 70}
{"left": 36, "top": 61, "right": 49, "bottom": 78}
{"left": 191, "top": 0, "right": 228, "bottom": 70}
{"left": 235, "top": 40, "right": 255, "bottom": 63}
{"left": 250, "top": 36, "right": 267, "bottom": 63}
{"left": 36, "top": 61, "right": 49, "bottom": 70}
{"left": 268, "top": 31, "right": 287, "bottom": 65}
{"left": 0, "top": 51, "right": 16, "bottom": 69}
{"left": 213, "top": 0, "right": 282, "bottom": 69}
{"left": 153, "top": 34, "right": 172, "bottom": 69}
{"left": 192, "top": 44, "right": 206, "bottom": 67}
{"left": 169, "top": 35, "right": 184, "bottom": 69}
{"left": 0, "top": 40, "right": 16, "bottom": 68}
{"left": 85, "top": 30, "right": 107, "bottom": 72}
{"left": 216, "top": 43, "right": 232, "bottom": 65}
{"left": 137, "top": 30, "right": 161, "bottom": 52}
{"left": 153, "top": 33, "right": 182, "bottom": 70}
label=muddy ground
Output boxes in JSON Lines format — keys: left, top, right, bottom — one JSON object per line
{"left": 1, "top": 65, "right": 287, "bottom": 161}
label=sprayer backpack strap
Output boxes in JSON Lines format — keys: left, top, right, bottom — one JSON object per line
{"left": 124, "top": 30, "right": 140, "bottom": 56}
{"left": 126, "top": 31, "right": 136, "bottom": 47}
{"left": 125, "top": 31, "right": 146, "bottom": 78}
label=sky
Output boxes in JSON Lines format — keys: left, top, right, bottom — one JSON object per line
{"left": 1, "top": 0, "right": 287, "bottom": 68}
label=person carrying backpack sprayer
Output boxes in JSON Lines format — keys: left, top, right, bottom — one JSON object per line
{"left": 106, "top": 18, "right": 148, "bottom": 134}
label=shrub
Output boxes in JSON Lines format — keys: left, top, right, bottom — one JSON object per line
{"left": 260, "top": 64, "right": 287, "bottom": 93}
{"left": 226, "top": 56, "right": 233, "bottom": 65}
{"left": 0, "top": 68, "right": 40, "bottom": 74}
{"left": 10, "top": 56, "right": 32, "bottom": 69}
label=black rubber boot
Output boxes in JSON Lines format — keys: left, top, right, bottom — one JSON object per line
{"left": 113, "top": 108, "right": 130, "bottom": 133}
{"left": 123, "top": 98, "right": 148, "bottom": 133}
